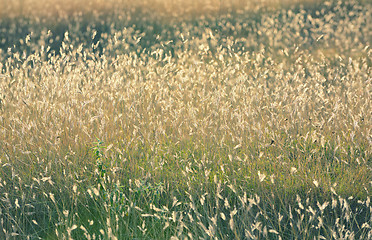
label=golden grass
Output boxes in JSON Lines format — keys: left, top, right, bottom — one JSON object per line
{"left": 0, "top": 0, "right": 371, "bottom": 238}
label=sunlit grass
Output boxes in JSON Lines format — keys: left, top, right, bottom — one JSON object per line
{"left": 0, "top": 0, "right": 371, "bottom": 239}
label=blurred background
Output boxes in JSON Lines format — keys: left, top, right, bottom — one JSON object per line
{"left": 0, "top": 0, "right": 326, "bottom": 19}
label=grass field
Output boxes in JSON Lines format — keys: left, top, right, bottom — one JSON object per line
{"left": 0, "top": 0, "right": 371, "bottom": 239}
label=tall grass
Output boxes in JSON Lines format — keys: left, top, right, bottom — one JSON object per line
{"left": 0, "top": 0, "right": 371, "bottom": 239}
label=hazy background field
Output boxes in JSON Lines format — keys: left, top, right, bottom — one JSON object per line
{"left": 0, "top": 0, "right": 327, "bottom": 17}
{"left": 0, "top": 0, "right": 371, "bottom": 239}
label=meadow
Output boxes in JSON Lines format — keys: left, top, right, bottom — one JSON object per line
{"left": 0, "top": 0, "right": 371, "bottom": 239}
